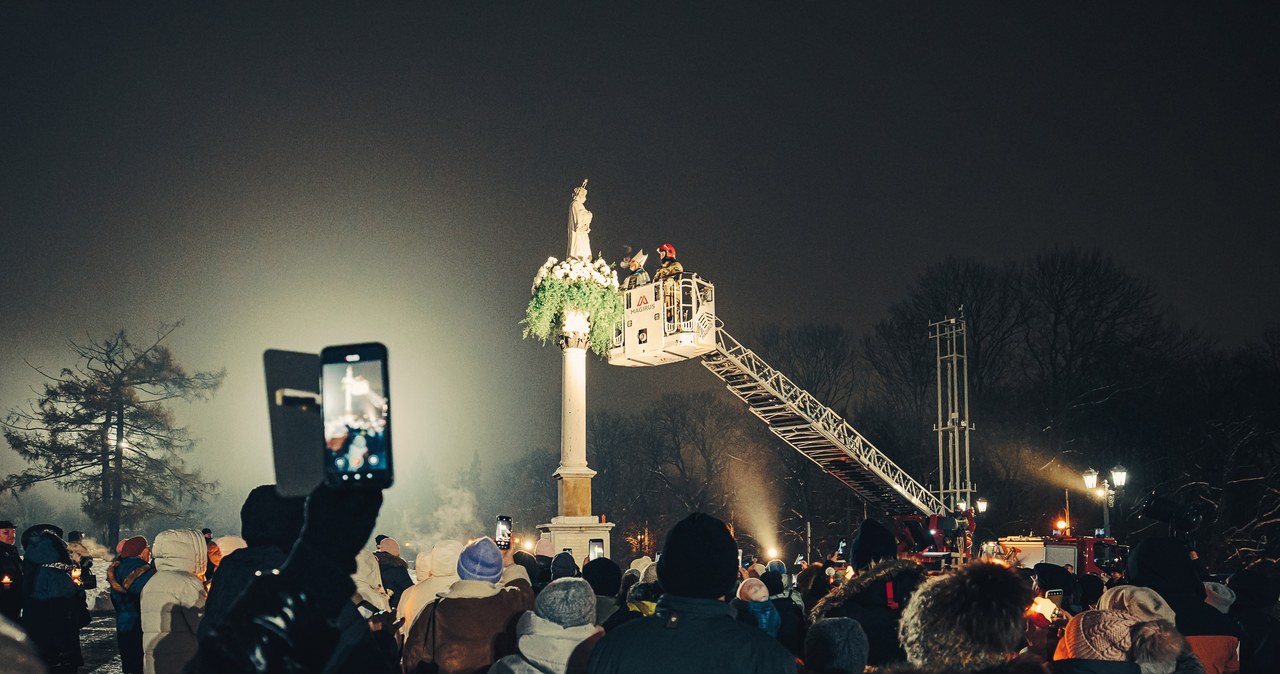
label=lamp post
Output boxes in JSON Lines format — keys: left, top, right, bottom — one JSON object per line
{"left": 1082, "top": 465, "right": 1128, "bottom": 537}
{"left": 976, "top": 497, "right": 988, "bottom": 514}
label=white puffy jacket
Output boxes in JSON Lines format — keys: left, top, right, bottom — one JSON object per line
{"left": 141, "top": 529, "right": 207, "bottom": 674}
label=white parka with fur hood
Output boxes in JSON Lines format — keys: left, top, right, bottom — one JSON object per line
{"left": 141, "top": 528, "right": 207, "bottom": 674}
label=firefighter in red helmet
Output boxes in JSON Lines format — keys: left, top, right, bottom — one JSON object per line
{"left": 653, "top": 243, "right": 683, "bottom": 282}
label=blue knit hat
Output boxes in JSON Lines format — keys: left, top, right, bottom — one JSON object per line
{"left": 457, "top": 537, "right": 504, "bottom": 583}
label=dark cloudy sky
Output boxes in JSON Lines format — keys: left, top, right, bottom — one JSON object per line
{"left": 2, "top": 3, "right": 1277, "bottom": 533}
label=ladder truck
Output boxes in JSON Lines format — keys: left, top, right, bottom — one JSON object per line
{"left": 609, "top": 273, "right": 973, "bottom": 565}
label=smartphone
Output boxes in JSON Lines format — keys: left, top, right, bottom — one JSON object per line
{"left": 321, "top": 343, "right": 393, "bottom": 489}
{"left": 588, "top": 539, "right": 604, "bottom": 560}
{"left": 495, "top": 516, "right": 512, "bottom": 550}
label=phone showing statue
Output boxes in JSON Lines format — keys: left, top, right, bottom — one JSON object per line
{"left": 321, "top": 343, "right": 393, "bottom": 489}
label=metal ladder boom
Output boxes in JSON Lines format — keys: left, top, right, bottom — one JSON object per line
{"left": 702, "top": 327, "right": 945, "bottom": 516}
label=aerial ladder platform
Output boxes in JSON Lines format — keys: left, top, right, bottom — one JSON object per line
{"left": 609, "top": 274, "right": 946, "bottom": 517}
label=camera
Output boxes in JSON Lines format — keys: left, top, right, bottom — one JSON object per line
{"left": 1137, "top": 492, "right": 1202, "bottom": 534}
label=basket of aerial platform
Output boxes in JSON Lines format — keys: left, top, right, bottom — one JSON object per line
{"left": 608, "top": 273, "right": 718, "bottom": 367}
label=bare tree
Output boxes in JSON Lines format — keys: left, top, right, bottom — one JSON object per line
{"left": 642, "top": 391, "right": 743, "bottom": 514}
{"left": 2, "top": 322, "right": 223, "bottom": 543}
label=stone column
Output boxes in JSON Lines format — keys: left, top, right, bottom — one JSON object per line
{"left": 539, "top": 307, "right": 614, "bottom": 558}
{"left": 555, "top": 309, "right": 595, "bottom": 516}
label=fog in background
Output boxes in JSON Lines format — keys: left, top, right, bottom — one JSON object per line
{"left": 2, "top": 4, "right": 1276, "bottom": 544}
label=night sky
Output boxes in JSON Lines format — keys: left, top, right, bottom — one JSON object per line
{"left": 2, "top": 3, "right": 1277, "bottom": 533}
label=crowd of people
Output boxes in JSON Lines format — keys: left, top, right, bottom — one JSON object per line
{"left": 0, "top": 487, "right": 1276, "bottom": 674}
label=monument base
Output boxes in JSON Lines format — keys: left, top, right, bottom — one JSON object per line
{"left": 537, "top": 515, "right": 615, "bottom": 562}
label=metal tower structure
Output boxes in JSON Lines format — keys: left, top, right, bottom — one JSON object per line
{"left": 930, "top": 310, "right": 974, "bottom": 513}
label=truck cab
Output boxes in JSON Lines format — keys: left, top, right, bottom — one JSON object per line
{"left": 608, "top": 273, "right": 718, "bottom": 367}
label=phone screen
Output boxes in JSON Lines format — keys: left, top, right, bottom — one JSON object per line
{"left": 321, "top": 343, "right": 392, "bottom": 488}
{"left": 495, "top": 516, "right": 512, "bottom": 550}
{"left": 588, "top": 539, "right": 604, "bottom": 560}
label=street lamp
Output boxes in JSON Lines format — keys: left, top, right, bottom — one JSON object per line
{"left": 1082, "top": 466, "right": 1127, "bottom": 537}
{"left": 976, "top": 498, "right": 988, "bottom": 514}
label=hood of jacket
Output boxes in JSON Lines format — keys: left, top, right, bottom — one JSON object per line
{"left": 418, "top": 539, "right": 464, "bottom": 583}
{"left": 514, "top": 610, "right": 602, "bottom": 674}
{"left": 811, "top": 558, "right": 925, "bottom": 623}
{"left": 152, "top": 528, "right": 207, "bottom": 576}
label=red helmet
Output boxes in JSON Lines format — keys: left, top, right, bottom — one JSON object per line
{"left": 658, "top": 243, "right": 676, "bottom": 258}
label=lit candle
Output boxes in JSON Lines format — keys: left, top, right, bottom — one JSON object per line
{"left": 71, "top": 568, "right": 82, "bottom": 585}
{"left": 1, "top": 575, "right": 10, "bottom": 589}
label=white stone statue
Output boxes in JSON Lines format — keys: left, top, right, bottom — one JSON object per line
{"left": 567, "top": 179, "right": 592, "bottom": 259}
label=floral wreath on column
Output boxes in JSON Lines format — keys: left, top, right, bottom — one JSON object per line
{"left": 522, "top": 256, "right": 622, "bottom": 357}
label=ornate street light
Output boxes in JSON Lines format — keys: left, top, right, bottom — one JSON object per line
{"left": 976, "top": 498, "right": 988, "bottom": 514}
{"left": 1111, "top": 465, "right": 1128, "bottom": 488}
{"left": 1082, "top": 467, "right": 1100, "bottom": 490}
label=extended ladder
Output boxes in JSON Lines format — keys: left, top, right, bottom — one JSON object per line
{"left": 702, "top": 327, "right": 945, "bottom": 516}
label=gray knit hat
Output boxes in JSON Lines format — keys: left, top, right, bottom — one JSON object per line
{"left": 535, "top": 577, "right": 596, "bottom": 628}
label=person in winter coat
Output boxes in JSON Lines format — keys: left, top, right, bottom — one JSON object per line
{"left": 374, "top": 537, "right": 413, "bottom": 610}
{"left": 762, "top": 570, "right": 806, "bottom": 657}
{"left": 810, "top": 519, "right": 924, "bottom": 667}
{"left": 180, "top": 485, "right": 383, "bottom": 673}
{"left": 21, "top": 529, "right": 89, "bottom": 674}
{"left": 141, "top": 528, "right": 207, "bottom": 674}
{"left": 490, "top": 577, "right": 603, "bottom": 674}
{"left": 581, "top": 558, "right": 623, "bottom": 626}
{"left": 401, "top": 537, "right": 535, "bottom": 674}
{"left": 0, "top": 519, "right": 24, "bottom": 623}
{"left": 397, "top": 539, "right": 464, "bottom": 641}
{"left": 1098, "top": 585, "right": 1207, "bottom": 674}
{"left": 551, "top": 551, "right": 579, "bottom": 580}
{"left": 353, "top": 550, "right": 391, "bottom": 613}
{"left": 1225, "top": 561, "right": 1280, "bottom": 674}
{"left": 1128, "top": 538, "right": 1242, "bottom": 674}
{"left": 108, "top": 536, "right": 155, "bottom": 674}
{"left": 1050, "top": 609, "right": 1185, "bottom": 674}
{"left": 805, "top": 617, "right": 870, "bottom": 674}
{"left": 896, "top": 559, "right": 1038, "bottom": 674}
{"left": 587, "top": 512, "right": 796, "bottom": 674}
{"left": 199, "top": 484, "right": 304, "bottom": 640}
{"left": 733, "top": 577, "right": 781, "bottom": 637}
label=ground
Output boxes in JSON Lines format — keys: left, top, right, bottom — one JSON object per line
{"left": 81, "top": 609, "right": 120, "bottom": 674}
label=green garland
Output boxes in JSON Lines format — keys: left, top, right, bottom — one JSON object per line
{"left": 522, "top": 260, "right": 623, "bottom": 357}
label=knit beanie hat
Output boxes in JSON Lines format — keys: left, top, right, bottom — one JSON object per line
{"left": 240, "top": 485, "right": 305, "bottom": 548}
{"left": 761, "top": 570, "right": 786, "bottom": 596}
{"left": 533, "top": 538, "right": 554, "bottom": 558}
{"left": 535, "top": 577, "right": 596, "bottom": 628}
{"left": 551, "top": 551, "right": 580, "bottom": 579}
{"left": 628, "top": 555, "right": 653, "bottom": 573}
{"left": 766, "top": 559, "right": 787, "bottom": 576}
{"left": 582, "top": 557, "right": 622, "bottom": 597}
{"left": 737, "top": 577, "right": 769, "bottom": 602}
{"left": 1098, "top": 585, "right": 1176, "bottom": 623}
{"left": 457, "top": 537, "right": 504, "bottom": 583}
{"left": 1054, "top": 610, "right": 1140, "bottom": 661}
{"left": 1203, "top": 582, "right": 1235, "bottom": 613}
{"left": 374, "top": 534, "right": 389, "bottom": 547}
{"left": 898, "top": 560, "right": 1034, "bottom": 672}
{"left": 656, "top": 513, "right": 738, "bottom": 600}
{"left": 119, "top": 536, "right": 148, "bottom": 559}
{"left": 806, "top": 617, "right": 870, "bottom": 674}
{"left": 378, "top": 537, "right": 401, "bottom": 557}
{"left": 850, "top": 519, "right": 897, "bottom": 570}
